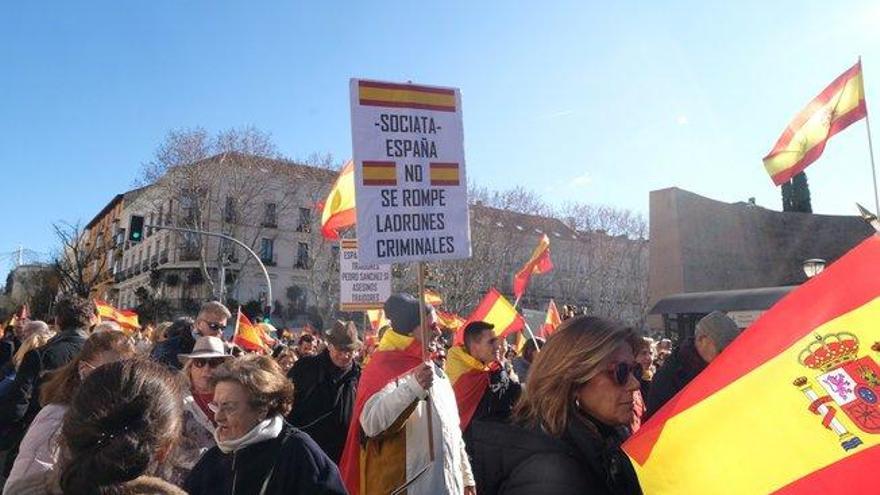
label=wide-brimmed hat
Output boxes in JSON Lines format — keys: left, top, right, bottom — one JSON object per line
{"left": 325, "top": 320, "right": 362, "bottom": 351}
{"left": 178, "top": 336, "right": 231, "bottom": 363}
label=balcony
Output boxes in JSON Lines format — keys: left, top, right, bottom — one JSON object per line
{"left": 261, "top": 221, "right": 278, "bottom": 229}
{"left": 160, "top": 251, "right": 169, "bottom": 264}
{"left": 294, "top": 259, "right": 312, "bottom": 270}
{"left": 295, "top": 224, "right": 312, "bottom": 233}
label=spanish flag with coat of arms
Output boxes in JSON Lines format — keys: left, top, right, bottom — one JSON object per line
{"left": 624, "top": 235, "right": 880, "bottom": 494}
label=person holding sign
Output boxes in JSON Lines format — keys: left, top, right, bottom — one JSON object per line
{"left": 339, "top": 293, "right": 475, "bottom": 495}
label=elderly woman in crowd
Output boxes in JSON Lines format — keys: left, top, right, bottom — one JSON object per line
{"left": 4, "top": 331, "right": 136, "bottom": 489}
{"left": 469, "top": 315, "right": 643, "bottom": 495}
{"left": 5, "top": 360, "right": 186, "bottom": 494}
{"left": 184, "top": 354, "right": 346, "bottom": 495}
{"left": 163, "top": 335, "right": 231, "bottom": 485}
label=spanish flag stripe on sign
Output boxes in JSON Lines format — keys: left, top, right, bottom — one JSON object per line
{"left": 359, "top": 81, "right": 456, "bottom": 112}
{"left": 430, "top": 162, "right": 460, "bottom": 186}
{"left": 624, "top": 235, "right": 880, "bottom": 494}
{"left": 762, "top": 61, "right": 866, "bottom": 186}
{"left": 362, "top": 161, "right": 397, "bottom": 186}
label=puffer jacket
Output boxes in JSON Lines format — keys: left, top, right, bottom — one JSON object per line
{"left": 468, "top": 415, "right": 642, "bottom": 495}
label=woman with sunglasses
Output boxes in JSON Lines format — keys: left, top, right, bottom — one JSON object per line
{"left": 468, "top": 315, "right": 643, "bottom": 495}
{"left": 163, "top": 335, "right": 232, "bottom": 485}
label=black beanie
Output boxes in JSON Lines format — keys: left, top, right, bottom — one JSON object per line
{"left": 384, "top": 293, "right": 424, "bottom": 335}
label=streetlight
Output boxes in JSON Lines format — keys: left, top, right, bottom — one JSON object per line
{"left": 803, "top": 258, "right": 826, "bottom": 279}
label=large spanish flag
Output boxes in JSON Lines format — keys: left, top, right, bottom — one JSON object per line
{"left": 513, "top": 234, "right": 553, "bottom": 299}
{"left": 624, "top": 235, "right": 880, "bottom": 494}
{"left": 233, "top": 309, "right": 268, "bottom": 353}
{"left": 319, "top": 160, "right": 356, "bottom": 240}
{"left": 95, "top": 300, "right": 140, "bottom": 332}
{"left": 763, "top": 61, "right": 867, "bottom": 186}
{"left": 445, "top": 345, "right": 490, "bottom": 430}
{"left": 456, "top": 288, "right": 525, "bottom": 345}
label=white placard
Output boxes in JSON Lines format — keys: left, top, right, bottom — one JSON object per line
{"left": 339, "top": 239, "right": 391, "bottom": 311}
{"left": 350, "top": 78, "right": 472, "bottom": 264}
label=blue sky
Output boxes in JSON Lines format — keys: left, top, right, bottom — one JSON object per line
{"left": 2, "top": 1, "right": 880, "bottom": 276}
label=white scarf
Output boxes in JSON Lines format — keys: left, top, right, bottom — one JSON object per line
{"left": 215, "top": 414, "right": 284, "bottom": 454}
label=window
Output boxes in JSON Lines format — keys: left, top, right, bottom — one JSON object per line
{"left": 296, "top": 207, "right": 311, "bottom": 232}
{"left": 157, "top": 206, "right": 164, "bottom": 226}
{"left": 220, "top": 238, "right": 236, "bottom": 262}
{"left": 263, "top": 203, "right": 277, "bottom": 227}
{"left": 295, "top": 242, "right": 310, "bottom": 269}
{"left": 148, "top": 213, "right": 154, "bottom": 236}
{"left": 166, "top": 199, "right": 173, "bottom": 225}
{"left": 260, "top": 238, "right": 275, "bottom": 264}
{"left": 224, "top": 197, "right": 237, "bottom": 223}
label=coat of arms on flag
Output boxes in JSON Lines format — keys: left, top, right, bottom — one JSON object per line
{"left": 793, "top": 332, "right": 880, "bottom": 451}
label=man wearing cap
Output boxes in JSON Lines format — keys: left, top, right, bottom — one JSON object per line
{"left": 286, "top": 320, "right": 362, "bottom": 463}
{"left": 646, "top": 311, "right": 743, "bottom": 419}
{"left": 339, "top": 293, "right": 475, "bottom": 495}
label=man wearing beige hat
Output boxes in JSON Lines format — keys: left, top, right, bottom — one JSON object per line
{"left": 286, "top": 320, "right": 362, "bottom": 463}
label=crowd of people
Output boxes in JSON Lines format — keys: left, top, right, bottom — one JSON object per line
{"left": 0, "top": 293, "right": 743, "bottom": 494}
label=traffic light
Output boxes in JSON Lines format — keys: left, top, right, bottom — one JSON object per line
{"left": 128, "top": 215, "right": 145, "bottom": 243}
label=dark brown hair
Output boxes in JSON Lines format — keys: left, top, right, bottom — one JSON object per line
{"left": 40, "top": 331, "right": 136, "bottom": 407}
{"left": 211, "top": 354, "right": 294, "bottom": 417}
{"left": 513, "top": 316, "right": 636, "bottom": 437}
{"left": 59, "top": 360, "right": 183, "bottom": 494}
{"left": 54, "top": 294, "right": 97, "bottom": 330}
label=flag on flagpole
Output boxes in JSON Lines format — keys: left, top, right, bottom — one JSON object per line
{"left": 624, "top": 235, "right": 880, "bottom": 494}
{"left": 436, "top": 310, "right": 466, "bottom": 332}
{"left": 540, "top": 299, "right": 562, "bottom": 338}
{"left": 763, "top": 61, "right": 867, "bottom": 186}
{"left": 94, "top": 300, "right": 140, "bottom": 332}
{"left": 513, "top": 235, "right": 553, "bottom": 299}
{"left": 423, "top": 289, "right": 443, "bottom": 306}
{"left": 319, "top": 160, "right": 356, "bottom": 240}
{"left": 233, "top": 309, "right": 268, "bottom": 353}
{"left": 456, "top": 288, "right": 525, "bottom": 345}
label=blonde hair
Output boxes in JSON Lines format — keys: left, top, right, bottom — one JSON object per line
{"left": 13, "top": 325, "right": 54, "bottom": 370}
{"left": 198, "top": 301, "right": 232, "bottom": 321}
{"left": 153, "top": 321, "right": 173, "bottom": 343}
{"left": 513, "top": 315, "right": 636, "bottom": 437}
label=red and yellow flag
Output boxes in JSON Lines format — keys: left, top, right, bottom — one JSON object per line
{"left": 95, "top": 300, "right": 140, "bottom": 332}
{"left": 233, "top": 310, "right": 268, "bottom": 353}
{"left": 319, "top": 160, "right": 356, "bottom": 240}
{"left": 445, "top": 345, "right": 490, "bottom": 430}
{"left": 436, "top": 310, "right": 466, "bottom": 332}
{"left": 456, "top": 288, "right": 525, "bottom": 345}
{"left": 423, "top": 289, "right": 443, "bottom": 306}
{"left": 357, "top": 80, "right": 456, "bottom": 112}
{"left": 366, "top": 309, "right": 390, "bottom": 332}
{"left": 540, "top": 299, "right": 562, "bottom": 338}
{"left": 513, "top": 234, "right": 553, "bottom": 299}
{"left": 624, "top": 235, "right": 880, "bottom": 494}
{"left": 763, "top": 61, "right": 867, "bottom": 185}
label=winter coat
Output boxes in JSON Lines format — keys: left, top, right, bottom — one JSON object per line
{"left": 161, "top": 395, "right": 216, "bottom": 486}
{"left": 287, "top": 350, "right": 360, "bottom": 463}
{"left": 183, "top": 422, "right": 347, "bottom": 495}
{"left": 645, "top": 338, "right": 706, "bottom": 420}
{"left": 149, "top": 334, "right": 194, "bottom": 371}
{"left": 4, "top": 403, "right": 67, "bottom": 490}
{"left": 469, "top": 416, "right": 642, "bottom": 495}
{"left": 5, "top": 469, "right": 186, "bottom": 495}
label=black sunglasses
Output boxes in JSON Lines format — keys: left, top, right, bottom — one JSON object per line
{"left": 610, "top": 362, "right": 636, "bottom": 386}
{"left": 193, "top": 358, "right": 225, "bottom": 369}
{"left": 203, "top": 322, "right": 225, "bottom": 332}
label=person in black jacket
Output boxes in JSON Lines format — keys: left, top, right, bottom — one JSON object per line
{"left": 185, "top": 354, "right": 346, "bottom": 495}
{"left": 150, "top": 317, "right": 196, "bottom": 370}
{"left": 469, "top": 316, "right": 642, "bottom": 495}
{"left": 286, "top": 320, "right": 361, "bottom": 464}
{"left": 645, "top": 311, "right": 741, "bottom": 419}
{"left": 0, "top": 295, "right": 96, "bottom": 476}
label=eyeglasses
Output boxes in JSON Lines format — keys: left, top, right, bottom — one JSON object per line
{"left": 609, "top": 362, "right": 636, "bottom": 386}
{"left": 193, "top": 358, "right": 225, "bottom": 369}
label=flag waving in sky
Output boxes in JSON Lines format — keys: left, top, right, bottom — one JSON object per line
{"left": 624, "top": 234, "right": 880, "bottom": 494}
{"left": 456, "top": 288, "right": 525, "bottom": 345}
{"left": 513, "top": 234, "right": 553, "bottom": 299}
{"left": 319, "top": 160, "right": 356, "bottom": 240}
{"left": 763, "top": 61, "right": 867, "bottom": 186}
